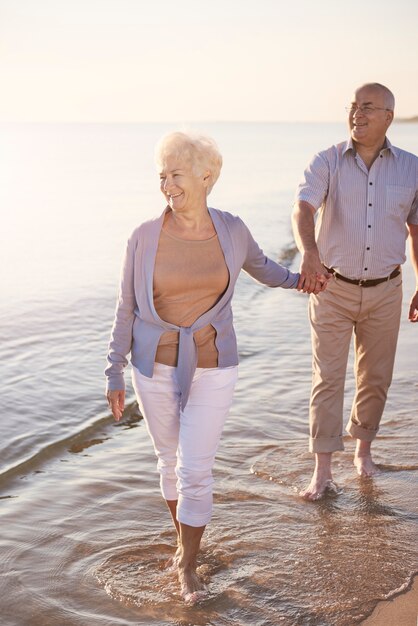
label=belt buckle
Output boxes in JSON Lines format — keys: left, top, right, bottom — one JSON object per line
{"left": 358, "top": 279, "right": 367, "bottom": 287}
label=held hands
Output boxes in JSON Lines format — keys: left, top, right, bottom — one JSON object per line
{"left": 297, "top": 252, "right": 332, "bottom": 294}
{"left": 408, "top": 290, "right": 418, "bottom": 322}
{"left": 106, "top": 389, "right": 125, "bottom": 421}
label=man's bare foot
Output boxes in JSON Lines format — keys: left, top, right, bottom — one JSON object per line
{"left": 300, "top": 475, "right": 338, "bottom": 500}
{"left": 354, "top": 440, "right": 378, "bottom": 476}
{"left": 354, "top": 454, "right": 377, "bottom": 476}
{"left": 300, "top": 452, "right": 336, "bottom": 500}
{"left": 178, "top": 565, "right": 206, "bottom": 604}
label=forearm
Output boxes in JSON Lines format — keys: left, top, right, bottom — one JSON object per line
{"left": 105, "top": 236, "right": 137, "bottom": 388}
{"left": 243, "top": 256, "right": 299, "bottom": 288}
{"left": 105, "top": 317, "right": 135, "bottom": 390}
{"left": 241, "top": 222, "right": 299, "bottom": 288}
{"left": 409, "top": 224, "right": 418, "bottom": 288}
{"left": 407, "top": 224, "right": 418, "bottom": 322}
{"left": 291, "top": 200, "right": 331, "bottom": 293}
{"left": 291, "top": 200, "right": 320, "bottom": 259}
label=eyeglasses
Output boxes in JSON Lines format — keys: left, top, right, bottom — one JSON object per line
{"left": 345, "top": 105, "right": 392, "bottom": 115}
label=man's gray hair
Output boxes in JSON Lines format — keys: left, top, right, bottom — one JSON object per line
{"left": 359, "top": 83, "right": 395, "bottom": 110}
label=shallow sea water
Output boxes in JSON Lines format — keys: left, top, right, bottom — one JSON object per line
{"left": 0, "top": 122, "right": 417, "bottom": 625}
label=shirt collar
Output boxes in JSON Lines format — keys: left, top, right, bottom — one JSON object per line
{"left": 382, "top": 137, "right": 399, "bottom": 157}
{"left": 343, "top": 136, "right": 399, "bottom": 158}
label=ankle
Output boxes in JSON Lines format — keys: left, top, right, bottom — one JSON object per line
{"left": 178, "top": 557, "right": 197, "bottom": 571}
{"left": 314, "top": 452, "right": 333, "bottom": 472}
{"left": 355, "top": 440, "right": 372, "bottom": 457}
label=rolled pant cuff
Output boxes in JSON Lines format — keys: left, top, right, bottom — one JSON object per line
{"left": 309, "top": 435, "right": 344, "bottom": 454}
{"left": 346, "top": 421, "right": 378, "bottom": 442}
{"left": 161, "top": 487, "right": 179, "bottom": 501}
{"left": 177, "top": 507, "right": 211, "bottom": 528}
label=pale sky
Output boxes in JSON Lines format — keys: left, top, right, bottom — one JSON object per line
{"left": 1, "top": 0, "right": 417, "bottom": 122}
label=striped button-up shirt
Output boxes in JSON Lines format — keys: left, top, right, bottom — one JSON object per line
{"left": 296, "top": 137, "right": 418, "bottom": 279}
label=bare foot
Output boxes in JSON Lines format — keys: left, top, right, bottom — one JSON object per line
{"left": 354, "top": 440, "right": 378, "bottom": 477}
{"left": 354, "top": 453, "right": 378, "bottom": 476}
{"left": 300, "top": 475, "right": 338, "bottom": 500}
{"left": 300, "top": 452, "right": 336, "bottom": 501}
{"left": 178, "top": 565, "right": 206, "bottom": 604}
{"left": 181, "top": 588, "right": 208, "bottom": 606}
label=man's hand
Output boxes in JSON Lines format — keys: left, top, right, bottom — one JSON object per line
{"left": 106, "top": 389, "right": 125, "bottom": 421}
{"left": 408, "top": 290, "right": 418, "bottom": 322}
{"left": 292, "top": 201, "right": 331, "bottom": 294}
{"left": 298, "top": 252, "right": 332, "bottom": 294}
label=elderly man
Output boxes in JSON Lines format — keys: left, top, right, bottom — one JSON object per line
{"left": 292, "top": 82, "right": 418, "bottom": 500}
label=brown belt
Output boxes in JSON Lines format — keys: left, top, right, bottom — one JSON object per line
{"left": 325, "top": 266, "right": 401, "bottom": 288}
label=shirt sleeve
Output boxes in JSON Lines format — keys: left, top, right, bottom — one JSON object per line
{"left": 407, "top": 188, "right": 418, "bottom": 225}
{"left": 105, "top": 232, "right": 138, "bottom": 391}
{"left": 295, "top": 151, "right": 330, "bottom": 210}
{"left": 240, "top": 220, "right": 299, "bottom": 288}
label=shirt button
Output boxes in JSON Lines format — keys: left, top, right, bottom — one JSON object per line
{"left": 369, "top": 182, "right": 373, "bottom": 185}
{"left": 368, "top": 203, "right": 372, "bottom": 206}
{"left": 364, "top": 268, "right": 368, "bottom": 271}
{"left": 367, "top": 247, "right": 370, "bottom": 250}
{"left": 368, "top": 225, "right": 371, "bottom": 228}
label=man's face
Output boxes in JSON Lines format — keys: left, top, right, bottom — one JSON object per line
{"left": 348, "top": 86, "right": 394, "bottom": 147}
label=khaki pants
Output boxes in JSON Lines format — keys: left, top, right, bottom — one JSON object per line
{"left": 308, "top": 273, "right": 403, "bottom": 453}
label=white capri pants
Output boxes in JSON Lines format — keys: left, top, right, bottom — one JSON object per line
{"left": 131, "top": 363, "right": 238, "bottom": 527}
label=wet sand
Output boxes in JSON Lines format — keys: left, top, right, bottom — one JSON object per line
{"left": 361, "top": 575, "right": 418, "bottom": 625}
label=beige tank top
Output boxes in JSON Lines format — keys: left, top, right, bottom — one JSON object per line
{"left": 153, "top": 228, "right": 229, "bottom": 367}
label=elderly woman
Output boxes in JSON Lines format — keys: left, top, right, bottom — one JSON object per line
{"left": 105, "top": 131, "right": 299, "bottom": 603}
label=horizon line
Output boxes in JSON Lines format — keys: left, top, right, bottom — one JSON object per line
{"left": 0, "top": 117, "right": 415, "bottom": 125}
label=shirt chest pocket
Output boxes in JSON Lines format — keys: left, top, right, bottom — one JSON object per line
{"left": 386, "top": 185, "right": 414, "bottom": 217}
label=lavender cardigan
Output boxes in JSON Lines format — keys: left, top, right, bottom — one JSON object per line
{"left": 105, "top": 207, "right": 299, "bottom": 408}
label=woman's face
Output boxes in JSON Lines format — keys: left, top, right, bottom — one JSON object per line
{"left": 159, "top": 154, "right": 209, "bottom": 213}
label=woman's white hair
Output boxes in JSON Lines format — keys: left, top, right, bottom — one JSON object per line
{"left": 155, "top": 131, "right": 223, "bottom": 194}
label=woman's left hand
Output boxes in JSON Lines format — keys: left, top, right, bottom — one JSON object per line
{"left": 106, "top": 389, "right": 125, "bottom": 421}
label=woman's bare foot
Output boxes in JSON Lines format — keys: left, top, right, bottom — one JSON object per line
{"left": 354, "top": 440, "right": 378, "bottom": 476}
{"left": 300, "top": 452, "right": 336, "bottom": 500}
{"left": 176, "top": 522, "right": 206, "bottom": 603}
{"left": 178, "top": 565, "right": 206, "bottom": 604}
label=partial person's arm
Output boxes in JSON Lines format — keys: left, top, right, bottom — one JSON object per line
{"left": 240, "top": 219, "right": 300, "bottom": 288}
{"left": 105, "top": 231, "right": 138, "bottom": 419}
{"left": 293, "top": 150, "right": 333, "bottom": 294}
{"left": 407, "top": 223, "right": 418, "bottom": 322}
{"left": 291, "top": 201, "right": 331, "bottom": 294}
